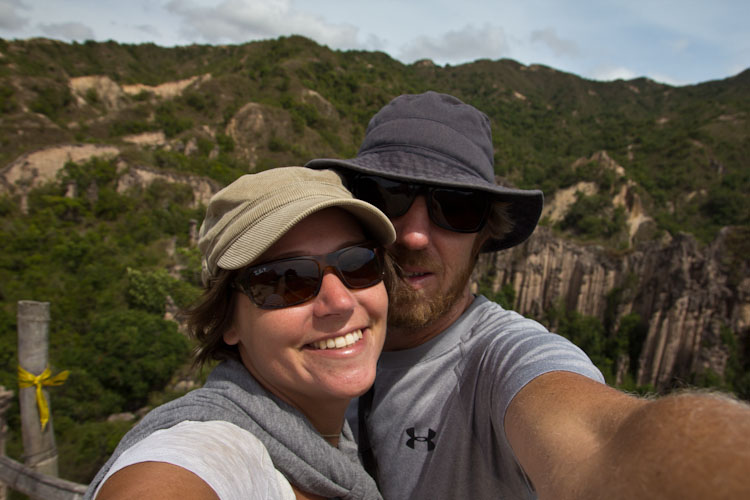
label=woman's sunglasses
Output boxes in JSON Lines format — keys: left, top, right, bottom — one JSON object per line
{"left": 233, "top": 243, "right": 384, "bottom": 309}
{"left": 349, "top": 175, "right": 490, "bottom": 233}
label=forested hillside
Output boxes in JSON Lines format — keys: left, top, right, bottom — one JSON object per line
{"left": 0, "top": 36, "right": 747, "bottom": 484}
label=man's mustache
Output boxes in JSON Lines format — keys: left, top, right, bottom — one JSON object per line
{"left": 386, "top": 246, "right": 444, "bottom": 279}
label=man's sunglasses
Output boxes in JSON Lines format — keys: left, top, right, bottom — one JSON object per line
{"left": 349, "top": 175, "right": 490, "bottom": 233}
{"left": 233, "top": 243, "right": 384, "bottom": 309}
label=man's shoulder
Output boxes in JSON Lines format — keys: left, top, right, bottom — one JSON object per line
{"left": 463, "top": 296, "right": 549, "bottom": 337}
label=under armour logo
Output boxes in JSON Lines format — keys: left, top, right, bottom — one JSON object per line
{"left": 405, "top": 427, "right": 436, "bottom": 451}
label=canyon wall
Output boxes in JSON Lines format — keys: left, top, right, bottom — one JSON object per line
{"left": 475, "top": 226, "right": 749, "bottom": 391}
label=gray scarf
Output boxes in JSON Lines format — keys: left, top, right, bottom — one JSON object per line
{"left": 85, "top": 360, "right": 382, "bottom": 499}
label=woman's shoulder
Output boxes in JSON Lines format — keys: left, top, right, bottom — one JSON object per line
{"left": 101, "top": 420, "right": 295, "bottom": 500}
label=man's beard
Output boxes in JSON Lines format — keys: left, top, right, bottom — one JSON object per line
{"left": 387, "top": 247, "right": 475, "bottom": 330}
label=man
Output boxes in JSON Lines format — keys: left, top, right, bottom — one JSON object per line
{"left": 306, "top": 91, "right": 750, "bottom": 499}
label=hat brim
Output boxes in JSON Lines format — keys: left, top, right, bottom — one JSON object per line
{"left": 306, "top": 151, "right": 543, "bottom": 252}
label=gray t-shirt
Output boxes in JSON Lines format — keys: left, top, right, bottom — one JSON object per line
{"left": 351, "top": 296, "right": 604, "bottom": 499}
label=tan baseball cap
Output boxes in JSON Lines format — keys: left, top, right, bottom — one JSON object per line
{"left": 198, "top": 166, "right": 396, "bottom": 285}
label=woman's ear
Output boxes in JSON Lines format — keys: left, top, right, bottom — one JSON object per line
{"left": 223, "top": 326, "right": 239, "bottom": 345}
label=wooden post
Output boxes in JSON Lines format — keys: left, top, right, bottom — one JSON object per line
{"left": 0, "top": 386, "right": 13, "bottom": 500}
{"left": 17, "top": 301, "right": 59, "bottom": 477}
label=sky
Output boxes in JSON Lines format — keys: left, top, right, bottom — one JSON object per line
{"left": 1, "top": 0, "right": 748, "bottom": 86}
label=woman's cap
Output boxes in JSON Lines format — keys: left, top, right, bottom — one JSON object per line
{"left": 198, "top": 167, "right": 396, "bottom": 285}
{"left": 305, "top": 91, "right": 544, "bottom": 252}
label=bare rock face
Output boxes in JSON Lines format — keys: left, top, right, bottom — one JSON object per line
{"left": 115, "top": 165, "right": 221, "bottom": 208}
{"left": 121, "top": 74, "right": 212, "bottom": 99}
{"left": 225, "top": 102, "right": 272, "bottom": 167}
{"left": 69, "top": 75, "right": 126, "bottom": 110}
{"left": 476, "top": 226, "right": 748, "bottom": 391}
{"left": 0, "top": 144, "right": 120, "bottom": 195}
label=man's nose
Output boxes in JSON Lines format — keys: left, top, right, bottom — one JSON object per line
{"left": 392, "top": 195, "right": 431, "bottom": 250}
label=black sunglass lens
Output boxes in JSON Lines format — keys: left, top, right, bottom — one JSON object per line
{"left": 337, "top": 246, "right": 382, "bottom": 288}
{"left": 247, "top": 260, "right": 320, "bottom": 308}
{"left": 430, "top": 189, "right": 488, "bottom": 231}
{"left": 240, "top": 244, "right": 383, "bottom": 309}
{"left": 355, "top": 177, "right": 415, "bottom": 218}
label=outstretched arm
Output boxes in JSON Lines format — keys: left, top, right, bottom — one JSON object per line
{"left": 505, "top": 371, "right": 750, "bottom": 500}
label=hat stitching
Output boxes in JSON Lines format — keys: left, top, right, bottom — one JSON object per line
{"left": 210, "top": 190, "right": 339, "bottom": 265}
{"left": 366, "top": 114, "right": 488, "bottom": 151}
{"left": 363, "top": 115, "right": 490, "bottom": 160}
{"left": 359, "top": 145, "right": 487, "bottom": 182}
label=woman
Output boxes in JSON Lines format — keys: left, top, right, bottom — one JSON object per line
{"left": 85, "top": 167, "right": 395, "bottom": 500}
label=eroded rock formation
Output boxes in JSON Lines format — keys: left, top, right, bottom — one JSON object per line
{"left": 475, "top": 226, "right": 748, "bottom": 391}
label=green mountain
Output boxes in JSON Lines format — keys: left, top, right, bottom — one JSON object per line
{"left": 2, "top": 36, "right": 748, "bottom": 241}
{"left": 0, "top": 36, "right": 747, "bottom": 485}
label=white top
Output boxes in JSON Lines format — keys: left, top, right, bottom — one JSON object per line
{"left": 95, "top": 420, "right": 295, "bottom": 500}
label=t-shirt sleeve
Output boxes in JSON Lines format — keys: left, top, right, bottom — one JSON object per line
{"left": 481, "top": 309, "right": 605, "bottom": 423}
{"left": 95, "top": 420, "right": 295, "bottom": 500}
{"left": 479, "top": 309, "right": 605, "bottom": 491}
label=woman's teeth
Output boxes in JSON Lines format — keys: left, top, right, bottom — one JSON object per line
{"left": 310, "top": 329, "right": 363, "bottom": 350}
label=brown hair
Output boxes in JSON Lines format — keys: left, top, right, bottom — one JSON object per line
{"left": 479, "top": 200, "right": 514, "bottom": 253}
{"left": 183, "top": 269, "right": 241, "bottom": 368}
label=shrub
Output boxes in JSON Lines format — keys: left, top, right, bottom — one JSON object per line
{"left": 30, "top": 83, "right": 73, "bottom": 120}
{"left": 70, "top": 309, "right": 189, "bottom": 410}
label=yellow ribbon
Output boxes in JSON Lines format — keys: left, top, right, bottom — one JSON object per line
{"left": 18, "top": 365, "right": 69, "bottom": 430}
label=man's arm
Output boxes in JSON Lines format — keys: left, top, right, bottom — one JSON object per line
{"left": 505, "top": 371, "right": 750, "bottom": 499}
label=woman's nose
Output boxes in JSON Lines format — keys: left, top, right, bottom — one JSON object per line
{"left": 313, "top": 270, "right": 356, "bottom": 316}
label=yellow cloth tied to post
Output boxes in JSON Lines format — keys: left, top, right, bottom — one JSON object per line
{"left": 18, "top": 365, "right": 69, "bottom": 430}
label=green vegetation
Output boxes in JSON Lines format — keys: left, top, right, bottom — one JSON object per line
{"left": 0, "top": 36, "right": 747, "bottom": 486}
{"left": 558, "top": 192, "right": 627, "bottom": 242}
{"left": 0, "top": 158, "right": 203, "bottom": 482}
{"left": 477, "top": 275, "right": 517, "bottom": 310}
{"left": 29, "top": 82, "right": 73, "bottom": 121}
{"left": 1, "top": 36, "right": 746, "bottom": 243}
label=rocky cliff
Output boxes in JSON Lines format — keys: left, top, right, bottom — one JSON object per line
{"left": 475, "top": 225, "right": 749, "bottom": 391}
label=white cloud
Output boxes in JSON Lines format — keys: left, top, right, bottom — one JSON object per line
{"left": 0, "top": 0, "right": 30, "bottom": 31}
{"left": 588, "top": 65, "right": 685, "bottom": 86}
{"left": 398, "top": 24, "right": 509, "bottom": 65}
{"left": 646, "top": 72, "right": 685, "bottom": 86}
{"left": 530, "top": 27, "right": 578, "bottom": 58}
{"left": 165, "top": 0, "right": 363, "bottom": 49}
{"left": 39, "top": 21, "right": 95, "bottom": 41}
{"left": 728, "top": 62, "right": 748, "bottom": 78}
{"left": 362, "top": 32, "right": 388, "bottom": 53}
{"left": 590, "top": 65, "right": 639, "bottom": 82}
{"left": 136, "top": 24, "right": 161, "bottom": 38}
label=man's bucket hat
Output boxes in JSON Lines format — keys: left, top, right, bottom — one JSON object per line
{"left": 306, "top": 91, "right": 544, "bottom": 252}
{"left": 198, "top": 166, "right": 396, "bottom": 285}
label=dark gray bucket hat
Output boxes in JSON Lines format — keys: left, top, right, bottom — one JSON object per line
{"left": 305, "top": 91, "right": 543, "bottom": 252}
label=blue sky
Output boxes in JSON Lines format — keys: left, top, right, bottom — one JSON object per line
{"left": 1, "top": 0, "right": 748, "bottom": 86}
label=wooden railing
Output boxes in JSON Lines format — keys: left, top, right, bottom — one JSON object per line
{"left": 0, "top": 456, "right": 86, "bottom": 500}
{"left": 0, "top": 301, "right": 89, "bottom": 500}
